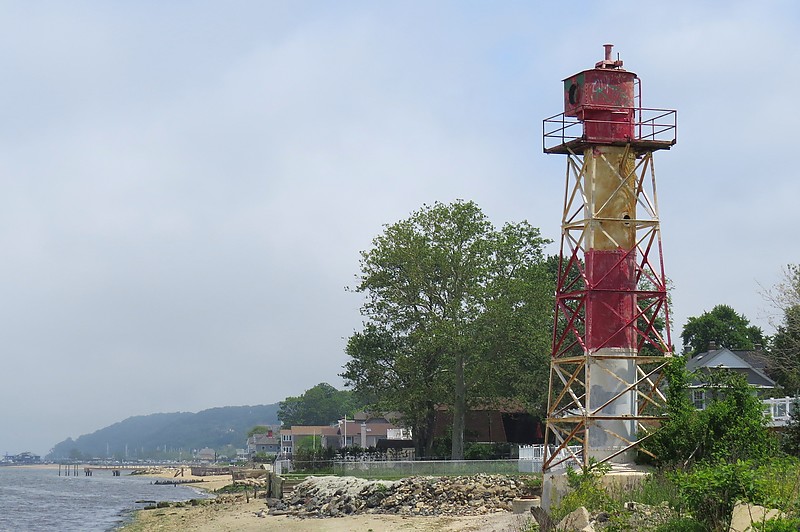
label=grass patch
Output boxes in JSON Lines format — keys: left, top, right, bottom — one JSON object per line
{"left": 215, "top": 483, "right": 253, "bottom": 494}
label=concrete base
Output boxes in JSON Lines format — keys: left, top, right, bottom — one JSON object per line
{"left": 511, "top": 497, "right": 541, "bottom": 514}
{"left": 541, "top": 463, "right": 652, "bottom": 512}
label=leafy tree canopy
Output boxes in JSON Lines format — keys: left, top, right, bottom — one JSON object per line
{"left": 247, "top": 426, "right": 274, "bottom": 438}
{"left": 761, "top": 265, "right": 800, "bottom": 393}
{"left": 642, "top": 357, "right": 777, "bottom": 469}
{"left": 342, "top": 200, "right": 553, "bottom": 459}
{"left": 277, "top": 383, "right": 364, "bottom": 428}
{"left": 680, "top": 304, "right": 765, "bottom": 356}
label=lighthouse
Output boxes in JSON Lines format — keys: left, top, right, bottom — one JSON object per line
{"left": 542, "top": 45, "right": 676, "bottom": 472}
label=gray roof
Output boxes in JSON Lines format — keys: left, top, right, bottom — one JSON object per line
{"left": 250, "top": 433, "right": 280, "bottom": 445}
{"left": 687, "top": 348, "right": 775, "bottom": 389}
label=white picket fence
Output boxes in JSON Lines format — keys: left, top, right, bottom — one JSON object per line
{"left": 518, "top": 444, "right": 582, "bottom": 473}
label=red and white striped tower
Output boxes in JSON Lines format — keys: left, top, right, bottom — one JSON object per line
{"left": 542, "top": 45, "right": 677, "bottom": 470}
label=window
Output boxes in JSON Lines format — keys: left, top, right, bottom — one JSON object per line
{"left": 692, "top": 389, "right": 706, "bottom": 410}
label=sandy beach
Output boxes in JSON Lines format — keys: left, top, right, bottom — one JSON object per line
{"left": 120, "top": 498, "right": 532, "bottom": 532}
{"left": 118, "top": 468, "right": 534, "bottom": 532}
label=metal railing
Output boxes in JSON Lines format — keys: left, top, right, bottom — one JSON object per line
{"left": 763, "top": 396, "right": 798, "bottom": 427}
{"left": 543, "top": 107, "right": 677, "bottom": 151}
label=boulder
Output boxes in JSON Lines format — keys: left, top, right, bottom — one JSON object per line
{"left": 557, "top": 506, "right": 593, "bottom": 532}
{"left": 729, "top": 502, "right": 784, "bottom": 532}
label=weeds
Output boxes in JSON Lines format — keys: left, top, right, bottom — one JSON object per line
{"left": 752, "top": 517, "right": 800, "bottom": 531}
{"left": 551, "top": 459, "right": 615, "bottom": 522}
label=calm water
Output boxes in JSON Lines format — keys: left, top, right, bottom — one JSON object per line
{"left": 0, "top": 467, "right": 212, "bottom": 531}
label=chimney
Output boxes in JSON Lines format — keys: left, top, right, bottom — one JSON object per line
{"left": 708, "top": 341, "right": 717, "bottom": 351}
{"left": 595, "top": 43, "right": 624, "bottom": 69}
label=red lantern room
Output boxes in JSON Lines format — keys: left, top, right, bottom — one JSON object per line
{"left": 563, "top": 44, "right": 636, "bottom": 142}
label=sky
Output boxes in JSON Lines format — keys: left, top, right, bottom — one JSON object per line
{"left": 1, "top": 1, "right": 798, "bottom": 456}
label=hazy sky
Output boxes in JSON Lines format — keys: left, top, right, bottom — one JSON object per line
{"left": 1, "top": 1, "right": 798, "bottom": 456}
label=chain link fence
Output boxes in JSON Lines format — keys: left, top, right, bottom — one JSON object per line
{"left": 333, "top": 459, "right": 522, "bottom": 478}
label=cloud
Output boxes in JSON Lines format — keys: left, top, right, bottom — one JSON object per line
{"left": 0, "top": 1, "right": 796, "bottom": 453}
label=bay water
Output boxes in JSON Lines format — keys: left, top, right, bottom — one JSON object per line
{"left": 0, "top": 466, "right": 212, "bottom": 531}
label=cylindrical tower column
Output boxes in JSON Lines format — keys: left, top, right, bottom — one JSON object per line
{"left": 584, "top": 145, "right": 637, "bottom": 463}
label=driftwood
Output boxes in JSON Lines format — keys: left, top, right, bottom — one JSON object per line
{"left": 531, "top": 506, "right": 556, "bottom": 532}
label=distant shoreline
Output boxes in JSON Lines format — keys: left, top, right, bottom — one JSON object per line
{"left": 1, "top": 463, "right": 60, "bottom": 470}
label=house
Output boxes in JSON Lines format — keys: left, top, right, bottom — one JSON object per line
{"left": 337, "top": 419, "right": 403, "bottom": 448}
{"left": 279, "top": 425, "right": 339, "bottom": 457}
{"left": 278, "top": 414, "right": 413, "bottom": 457}
{"left": 195, "top": 447, "right": 216, "bottom": 462}
{"left": 247, "top": 429, "right": 281, "bottom": 457}
{"left": 432, "top": 401, "right": 543, "bottom": 445}
{"left": 685, "top": 345, "right": 776, "bottom": 409}
{"left": 6, "top": 452, "right": 41, "bottom": 464}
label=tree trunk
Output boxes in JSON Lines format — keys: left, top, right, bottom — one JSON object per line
{"left": 423, "top": 403, "right": 436, "bottom": 458}
{"left": 413, "top": 402, "right": 438, "bottom": 458}
{"left": 451, "top": 351, "right": 466, "bottom": 460}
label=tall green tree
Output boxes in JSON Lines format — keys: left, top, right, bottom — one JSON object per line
{"left": 470, "top": 222, "right": 554, "bottom": 415}
{"left": 277, "top": 383, "right": 362, "bottom": 428}
{"left": 343, "top": 324, "right": 444, "bottom": 457}
{"left": 763, "top": 265, "right": 800, "bottom": 393}
{"left": 680, "top": 304, "right": 765, "bottom": 356}
{"left": 342, "top": 200, "right": 553, "bottom": 459}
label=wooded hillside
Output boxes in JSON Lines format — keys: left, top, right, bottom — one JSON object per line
{"left": 48, "top": 404, "right": 279, "bottom": 460}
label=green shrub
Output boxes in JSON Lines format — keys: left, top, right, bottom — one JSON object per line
{"left": 642, "top": 358, "right": 778, "bottom": 469}
{"left": 653, "top": 517, "right": 705, "bottom": 532}
{"left": 463, "top": 442, "right": 511, "bottom": 460}
{"left": 156, "top": 501, "right": 171, "bottom": 508}
{"left": 753, "top": 517, "right": 800, "bottom": 532}
{"left": 750, "top": 457, "right": 800, "bottom": 512}
{"left": 252, "top": 452, "right": 274, "bottom": 463}
{"left": 520, "top": 475, "right": 542, "bottom": 496}
{"left": 626, "top": 473, "right": 682, "bottom": 509}
{"left": 780, "top": 399, "right": 800, "bottom": 457}
{"left": 551, "top": 460, "right": 614, "bottom": 521}
{"left": 463, "top": 443, "right": 493, "bottom": 460}
{"left": 216, "top": 483, "right": 251, "bottom": 494}
{"left": 672, "top": 460, "right": 758, "bottom": 531}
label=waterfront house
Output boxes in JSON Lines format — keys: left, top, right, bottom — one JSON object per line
{"left": 279, "top": 425, "right": 338, "bottom": 457}
{"left": 686, "top": 344, "right": 776, "bottom": 409}
{"left": 195, "top": 447, "right": 216, "bottom": 462}
{"left": 6, "top": 451, "right": 41, "bottom": 464}
{"left": 247, "top": 430, "right": 281, "bottom": 457}
{"left": 279, "top": 413, "right": 412, "bottom": 457}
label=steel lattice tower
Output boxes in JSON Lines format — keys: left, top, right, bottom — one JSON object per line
{"left": 542, "top": 45, "right": 677, "bottom": 470}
